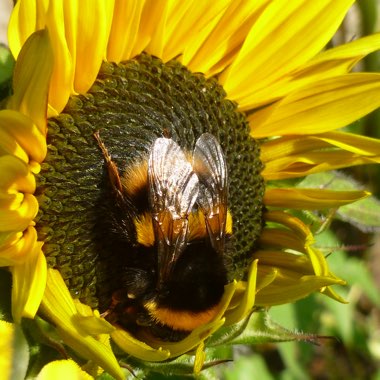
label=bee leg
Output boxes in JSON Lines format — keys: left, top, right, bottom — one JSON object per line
{"left": 94, "top": 131, "right": 123, "bottom": 193}
{"left": 100, "top": 289, "right": 128, "bottom": 323}
{"left": 162, "top": 128, "right": 171, "bottom": 138}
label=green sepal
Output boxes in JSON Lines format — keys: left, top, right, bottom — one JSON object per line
{"left": 207, "top": 310, "right": 321, "bottom": 347}
{"left": 21, "top": 317, "right": 67, "bottom": 379}
{"left": 115, "top": 346, "right": 233, "bottom": 379}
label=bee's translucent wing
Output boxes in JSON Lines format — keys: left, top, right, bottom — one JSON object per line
{"left": 148, "top": 137, "right": 199, "bottom": 285}
{"left": 193, "top": 133, "right": 228, "bottom": 254}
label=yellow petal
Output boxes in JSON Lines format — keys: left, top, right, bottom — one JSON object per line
{"left": 0, "top": 110, "right": 47, "bottom": 163}
{"left": 7, "top": 0, "right": 49, "bottom": 59}
{"left": 0, "top": 194, "right": 38, "bottom": 232}
{"left": 73, "top": 300, "right": 115, "bottom": 336}
{"left": 239, "top": 33, "right": 380, "bottom": 109}
{"left": 264, "top": 210, "right": 312, "bottom": 243}
{"left": 130, "top": 0, "right": 170, "bottom": 58}
{"left": 255, "top": 268, "right": 344, "bottom": 306}
{"left": 260, "top": 132, "right": 380, "bottom": 164}
{"left": 9, "top": 1, "right": 113, "bottom": 115}
{"left": 320, "top": 285, "right": 348, "bottom": 304}
{"left": 44, "top": 0, "right": 76, "bottom": 115}
{"left": 39, "top": 269, "right": 124, "bottom": 380}
{"left": 184, "top": 0, "right": 270, "bottom": 76}
{"left": 0, "top": 155, "right": 35, "bottom": 194}
{"left": 0, "top": 127, "right": 28, "bottom": 164}
{"left": 263, "top": 150, "right": 380, "bottom": 180}
{"left": 303, "top": 33, "right": 380, "bottom": 74}
{"left": 259, "top": 228, "right": 312, "bottom": 255}
{"left": 260, "top": 132, "right": 380, "bottom": 180}
{"left": 0, "top": 185, "right": 21, "bottom": 204}
{"left": 255, "top": 267, "right": 278, "bottom": 295}
{"left": 264, "top": 188, "right": 369, "bottom": 209}
{"left": 0, "top": 226, "right": 38, "bottom": 266}
{"left": 37, "top": 360, "right": 94, "bottom": 380}
{"left": 261, "top": 135, "right": 327, "bottom": 164}
{"left": 62, "top": 0, "right": 114, "bottom": 94}
{"left": 163, "top": 0, "right": 231, "bottom": 62}
{"left": 142, "top": 0, "right": 172, "bottom": 58}
{"left": 155, "top": 318, "right": 226, "bottom": 359}
{"left": 221, "top": 0, "right": 354, "bottom": 106}
{"left": 0, "top": 321, "right": 14, "bottom": 380}
{"left": 110, "top": 328, "right": 171, "bottom": 362}
{"left": 250, "top": 73, "right": 380, "bottom": 138}
{"left": 7, "top": 30, "right": 53, "bottom": 134}
{"left": 318, "top": 131, "right": 380, "bottom": 156}
{"left": 0, "top": 231, "right": 23, "bottom": 250}
{"left": 224, "top": 259, "right": 257, "bottom": 325}
{"left": 254, "top": 250, "right": 314, "bottom": 274}
{"left": 266, "top": 33, "right": 380, "bottom": 103}
{"left": 254, "top": 249, "right": 345, "bottom": 305}
{"left": 11, "top": 239, "right": 46, "bottom": 321}
{"left": 107, "top": 0, "right": 145, "bottom": 62}
{"left": 0, "top": 321, "right": 29, "bottom": 380}
{"left": 264, "top": 211, "right": 328, "bottom": 276}
{"left": 193, "top": 341, "right": 206, "bottom": 375}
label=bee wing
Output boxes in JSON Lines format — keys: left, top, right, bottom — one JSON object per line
{"left": 148, "top": 137, "right": 199, "bottom": 285}
{"left": 193, "top": 133, "right": 228, "bottom": 254}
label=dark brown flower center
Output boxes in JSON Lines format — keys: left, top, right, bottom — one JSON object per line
{"left": 35, "top": 53, "right": 265, "bottom": 310}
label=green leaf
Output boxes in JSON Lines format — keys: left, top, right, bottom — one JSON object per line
{"left": 337, "top": 195, "right": 380, "bottom": 232}
{"left": 297, "top": 171, "right": 360, "bottom": 192}
{"left": 297, "top": 171, "right": 380, "bottom": 232}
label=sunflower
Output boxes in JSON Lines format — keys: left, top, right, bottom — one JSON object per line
{"left": 1, "top": 0, "right": 380, "bottom": 378}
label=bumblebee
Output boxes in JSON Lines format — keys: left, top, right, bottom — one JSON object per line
{"left": 94, "top": 131, "right": 232, "bottom": 339}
